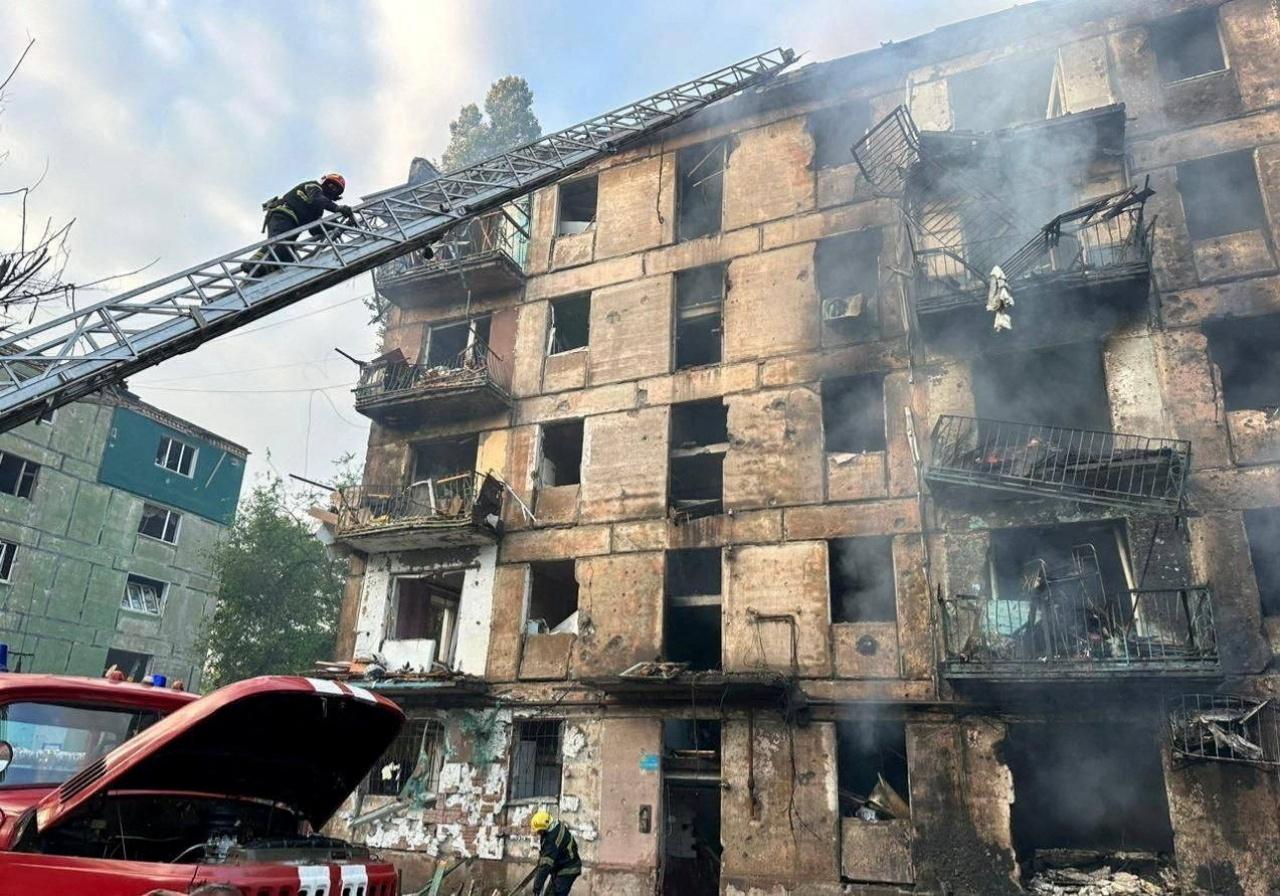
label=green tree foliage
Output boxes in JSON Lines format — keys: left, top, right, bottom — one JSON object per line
{"left": 440, "top": 76, "right": 542, "bottom": 171}
{"left": 199, "top": 477, "right": 345, "bottom": 687}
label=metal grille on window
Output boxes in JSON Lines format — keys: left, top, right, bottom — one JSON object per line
{"left": 122, "top": 576, "right": 165, "bottom": 615}
{"left": 510, "top": 719, "right": 564, "bottom": 800}
{"left": 366, "top": 718, "right": 444, "bottom": 797}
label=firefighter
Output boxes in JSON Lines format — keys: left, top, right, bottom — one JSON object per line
{"left": 242, "top": 173, "right": 355, "bottom": 276}
{"left": 530, "top": 809, "right": 581, "bottom": 895}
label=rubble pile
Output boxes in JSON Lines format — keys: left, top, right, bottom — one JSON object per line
{"left": 1026, "top": 852, "right": 1192, "bottom": 896}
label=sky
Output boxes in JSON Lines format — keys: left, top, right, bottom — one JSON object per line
{"left": 0, "top": 0, "right": 1016, "bottom": 494}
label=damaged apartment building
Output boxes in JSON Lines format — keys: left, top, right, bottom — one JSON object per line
{"left": 322, "top": 2, "right": 1280, "bottom": 893}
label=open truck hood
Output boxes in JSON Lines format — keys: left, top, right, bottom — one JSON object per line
{"left": 34, "top": 676, "right": 403, "bottom": 833}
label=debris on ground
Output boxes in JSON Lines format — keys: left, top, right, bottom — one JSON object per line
{"left": 1025, "top": 851, "right": 1195, "bottom": 895}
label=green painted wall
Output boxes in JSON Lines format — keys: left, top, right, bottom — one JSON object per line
{"left": 0, "top": 399, "right": 244, "bottom": 689}
{"left": 98, "top": 407, "right": 245, "bottom": 525}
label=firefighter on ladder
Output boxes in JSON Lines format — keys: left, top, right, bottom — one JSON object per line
{"left": 529, "top": 810, "right": 581, "bottom": 895}
{"left": 242, "top": 173, "right": 355, "bottom": 276}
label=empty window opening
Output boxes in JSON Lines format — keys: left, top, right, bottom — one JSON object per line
{"left": 837, "top": 719, "right": 910, "bottom": 820}
{"left": 1006, "top": 721, "right": 1173, "bottom": 863}
{"left": 829, "top": 537, "right": 895, "bottom": 624}
{"left": 0, "top": 539, "right": 16, "bottom": 583}
{"left": 1205, "top": 314, "right": 1280, "bottom": 412}
{"left": 510, "top": 719, "right": 563, "bottom": 800}
{"left": 424, "top": 316, "right": 489, "bottom": 367}
{"left": 138, "top": 504, "right": 181, "bottom": 544}
{"left": 527, "top": 560, "right": 579, "bottom": 633}
{"left": 1245, "top": 507, "right": 1280, "bottom": 618}
{"left": 413, "top": 435, "right": 478, "bottom": 482}
{"left": 557, "top": 176, "right": 598, "bottom": 236}
{"left": 669, "top": 401, "right": 728, "bottom": 519}
{"left": 664, "top": 719, "right": 721, "bottom": 774}
{"left": 675, "top": 264, "right": 725, "bottom": 369}
{"left": 1151, "top": 8, "right": 1225, "bottom": 83}
{"left": 973, "top": 341, "right": 1109, "bottom": 431}
{"left": 104, "top": 648, "right": 151, "bottom": 681}
{"left": 539, "top": 419, "right": 583, "bottom": 487}
{"left": 822, "top": 375, "right": 885, "bottom": 454}
{"left": 666, "top": 549, "right": 722, "bottom": 671}
{"left": 549, "top": 294, "right": 591, "bottom": 354}
{"left": 36, "top": 407, "right": 55, "bottom": 425}
{"left": 367, "top": 717, "right": 444, "bottom": 798}
{"left": 949, "top": 55, "right": 1057, "bottom": 132}
{"left": 390, "top": 573, "right": 463, "bottom": 667}
{"left": 808, "top": 100, "right": 872, "bottom": 170}
{"left": 662, "top": 720, "right": 722, "bottom": 896}
{"left": 122, "top": 574, "right": 167, "bottom": 616}
{"left": 1178, "top": 151, "right": 1267, "bottom": 241}
{"left": 818, "top": 230, "right": 882, "bottom": 341}
{"left": 677, "top": 140, "right": 727, "bottom": 242}
{"left": 155, "top": 435, "right": 196, "bottom": 478}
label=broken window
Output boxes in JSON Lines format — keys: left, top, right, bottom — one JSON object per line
{"left": 423, "top": 316, "right": 489, "bottom": 367}
{"left": 510, "top": 718, "right": 564, "bottom": 800}
{"left": 817, "top": 230, "right": 882, "bottom": 341}
{"left": 1178, "top": 151, "right": 1267, "bottom": 240}
{"left": 1006, "top": 721, "right": 1174, "bottom": 858}
{"left": 1151, "top": 8, "right": 1226, "bottom": 83}
{"left": 390, "top": 573, "right": 462, "bottom": 666}
{"left": 808, "top": 100, "right": 871, "bottom": 170}
{"left": 677, "top": 139, "right": 727, "bottom": 242}
{"left": 155, "top": 435, "right": 197, "bottom": 478}
{"left": 675, "top": 263, "right": 725, "bottom": 369}
{"left": 1204, "top": 314, "right": 1280, "bottom": 412}
{"left": 1244, "top": 507, "right": 1280, "bottom": 617}
{"left": 121, "top": 574, "right": 167, "bottom": 616}
{"left": 548, "top": 294, "right": 590, "bottom": 354}
{"left": 557, "top": 175, "right": 598, "bottom": 236}
{"left": 822, "top": 374, "right": 885, "bottom": 454}
{"left": 665, "top": 549, "right": 722, "bottom": 671}
{"left": 948, "top": 55, "right": 1057, "bottom": 132}
{"left": 539, "top": 419, "right": 583, "bottom": 487}
{"left": 0, "top": 539, "right": 15, "bottom": 583}
{"left": 527, "top": 560, "right": 579, "bottom": 633}
{"left": 669, "top": 400, "right": 728, "bottom": 519}
{"left": 829, "top": 536, "right": 896, "bottom": 624}
{"left": 104, "top": 648, "right": 151, "bottom": 681}
{"left": 973, "top": 341, "right": 1110, "bottom": 431}
{"left": 366, "top": 717, "right": 444, "bottom": 797}
{"left": 0, "top": 453, "right": 39, "bottom": 500}
{"left": 138, "top": 504, "right": 181, "bottom": 544}
{"left": 837, "top": 719, "right": 910, "bottom": 820}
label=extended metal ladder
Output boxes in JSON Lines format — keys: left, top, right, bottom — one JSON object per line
{"left": 0, "top": 48, "right": 794, "bottom": 431}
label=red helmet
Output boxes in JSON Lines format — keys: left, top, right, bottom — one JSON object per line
{"left": 320, "top": 172, "right": 346, "bottom": 195}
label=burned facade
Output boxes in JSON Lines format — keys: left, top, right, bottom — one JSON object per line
{"left": 326, "top": 2, "right": 1280, "bottom": 893}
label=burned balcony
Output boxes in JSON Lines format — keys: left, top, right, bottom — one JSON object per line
{"left": 926, "top": 415, "right": 1190, "bottom": 513}
{"left": 354, "top": 341, "right": 512, "bottom": 426}
{"left": 334, "top": 472, "right": 503, "bottom": 553}
{"left": 372, "top": 205, "right": 528, "bottom": 307}
{"left": 940, "top": 586, "right": 1219, "bottom": 681}
{"left": 1167, "top": 694, "right": 1280, "bottom": 769}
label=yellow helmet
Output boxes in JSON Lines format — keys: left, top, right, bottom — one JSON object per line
{"left": 530, "top": 810, "right": 552, "bottom": 833}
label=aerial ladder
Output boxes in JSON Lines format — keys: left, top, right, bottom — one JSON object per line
{"left": 0, "top": 49, "right": 794, "bottom": 432}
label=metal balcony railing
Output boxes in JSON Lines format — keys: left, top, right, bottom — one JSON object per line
{"left": 940, "top": 587, "right": 1218, "bottom": 678}
{"left": 1167, "top": 694, "right": 1280, "bottom": 769}
{"left": 372, "top": 206, "right": 529, "bottom": 292}
{"left": 355, "top": 339, "right": 512, "bottom": 409}
{"left": 336, "top": 472, "right": 489, "bottom": 534}
{"left": 927, "top": 415, "right": 1190, "bottom": 512}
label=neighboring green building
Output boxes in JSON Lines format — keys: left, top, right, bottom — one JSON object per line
{"left": 0, "top": 389, "right": 246, "bottom": 688}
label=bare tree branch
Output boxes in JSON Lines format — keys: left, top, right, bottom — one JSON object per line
{"left": 0, "top": 38, "right": 35, "bottom": 98}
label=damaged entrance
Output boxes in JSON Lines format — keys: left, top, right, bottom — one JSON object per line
{"left": 661, "top": 719, "right": 721, "bottom": 896}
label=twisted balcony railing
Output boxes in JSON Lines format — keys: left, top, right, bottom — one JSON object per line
{"left": 372, "top": 206, "right": 529, "bottom": 291}
{"left": 926, "top": 415, "right": 1189, "bottom": 512}
{"left": 355, "top": 339, "right": 512, "bottom": 410}
{"left": 940, "top": 587, "right": 1218, "bottom": 678}
{"left": 336, "top": 472, "right": 492, "bottom": 534}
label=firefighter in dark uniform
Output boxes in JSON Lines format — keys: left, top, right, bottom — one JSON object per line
{"left": 242, "top": 172, "right": 354, "bottom": 275}
{"left": 530, "top": 810, "right": 581, "bottom": 895}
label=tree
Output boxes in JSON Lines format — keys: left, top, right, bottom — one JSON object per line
{"left": 199, "top": 477, "right": 345, "bottom": 688}
{"left": 440, "top": 76, "right": 541, "bottom": 171}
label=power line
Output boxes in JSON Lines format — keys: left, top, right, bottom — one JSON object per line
{"left": 139, "top": 354, "right": 361, "bottom": 384}
{"left": 136, "top": 382, "right": 355, "bottom": 395}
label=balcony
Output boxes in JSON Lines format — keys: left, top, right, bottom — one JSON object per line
{"left": 334, "top": 472, "right": 503, "bottom": 553}
{"left": 372, "top": 206, "right": 528, "bottom": 307}
{"left": 354, "top": 341, "right": 512, "bottom": 427}
{"left": 926, "top": 415, "right": 1190, "bottom": 513}
{"left": 940, "top": 587, "right": 1219, "bottom": 681}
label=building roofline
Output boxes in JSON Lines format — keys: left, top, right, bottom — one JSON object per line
{"left": 88, "top": 387, "right": 250, "bottom": 458}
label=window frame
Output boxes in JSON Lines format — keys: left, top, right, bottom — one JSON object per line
{"left": 121, "top": 574, "right": 168, "bottom": 616}
{"left": 137, "top": 503, "right": 182, "bottom": 545}
{"left": 0, "top": 452, "right": 40, "bottom": 500}
{"left": 508, "top": 718, "right": 565, "bottom": 802}
{"left": 155, "top": 435, "right": 198, "bottom": 479}
{"left": 547, "top": 294, "right": 591, "bottom": 355}
{"left": 1150, "top": 8, "right": 1228, "bottom": 84}
{"left": 365, "top": 716, "right": 446, "bottom": 798}
{"left": 0, "top": 539, "right": 17, "bottom": 583}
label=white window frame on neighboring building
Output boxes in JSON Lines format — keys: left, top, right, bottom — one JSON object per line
{"left": 137, "top": 504, "right": 182, "bottom": 545}
{"left": 36, "top": 408, "right": 56, "bottom": 426}
{"left": 155, "top": 435, "right": 197, "bottom": 478}
{"left": 122, "top": 574, "right": 167, "bottom": 616}
{"left": 0, "top": 452, "right": 40, "bottom": 500}
{"left": 0, "top": 539, "right": 17, "bottom": 583}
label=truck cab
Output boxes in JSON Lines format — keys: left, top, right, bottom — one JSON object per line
{"left": 0, "top": 673, "right": 402, "bottom": 895}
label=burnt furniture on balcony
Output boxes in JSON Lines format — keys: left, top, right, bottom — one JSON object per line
{"left": 354, "top": 341, "right": 512, "bottom": 426}
{"left": 334, "top": 472, "right": 503, "bottom": 552}
{"left": 926, "top": 415, "right": 1190, "bottom": 513}
{"left": 372, "top": 206, "right": 528, "bottom": 307}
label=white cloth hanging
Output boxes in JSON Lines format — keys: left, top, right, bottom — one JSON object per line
{"left": 986, "top": 264, "right": 1014, "bottom": 332}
